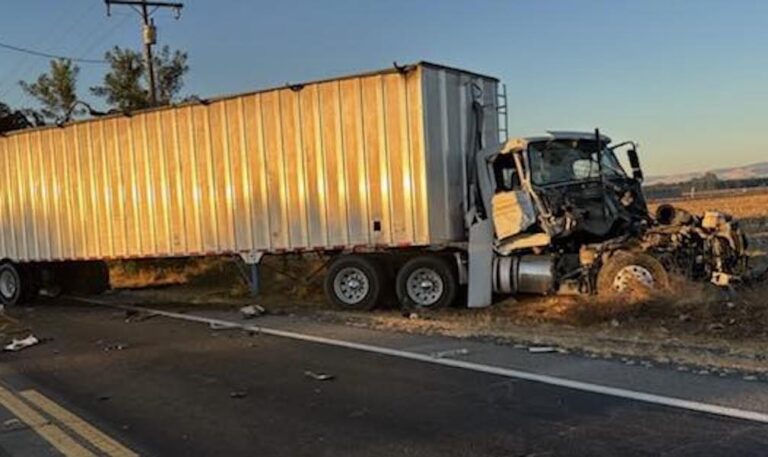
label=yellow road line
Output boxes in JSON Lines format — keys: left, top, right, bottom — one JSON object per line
{"left": 21, "top": 390, "right": 139, "bottom": 457}
{"left": 0, "top": 385, "right": 96, "bottom": 457}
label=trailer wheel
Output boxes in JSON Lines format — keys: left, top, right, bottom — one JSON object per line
{"left": 597, "top": 251, "right": 669, "bottom": 296}
{"left": 396, "top": 255, "right": 457, "bottom": 310}
{"left": 324, "top": 255, "right": 385, "bottom": 310}
{"left": 0, "top": 262, "right": 37, "bottom": 307}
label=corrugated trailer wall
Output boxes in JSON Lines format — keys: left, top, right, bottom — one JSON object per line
{"left": 422, "top": 66, "right": 499, "bottom": 243}
{"left": 0, "top": 63, "right": 498, "bottom": 262}
{"left": 0, "top": 65, "right": 495, "bottom": 261}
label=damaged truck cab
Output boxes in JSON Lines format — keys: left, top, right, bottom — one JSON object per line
{"left": 466, "top": 131, "right": 748, "bottom": 308}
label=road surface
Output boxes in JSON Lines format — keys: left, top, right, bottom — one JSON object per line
{"left": 1, "top": 301, "right": 767, "bottom": 456}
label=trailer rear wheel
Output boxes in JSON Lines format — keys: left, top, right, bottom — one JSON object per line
{"left": 324, "top": 255, "right": 385, "bottom": 310}
{"left": 0, "top": 262, "right": 37, "bottom": 307}
{"left": 597, "top": 251, "right": 669, "bottom": 296}
{"left": 396, "top": 255, "right": 457, "bottom": 310}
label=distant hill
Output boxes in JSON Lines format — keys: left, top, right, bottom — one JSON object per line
{"left": 646, "top": 161, "right": 768, "bottom": 185}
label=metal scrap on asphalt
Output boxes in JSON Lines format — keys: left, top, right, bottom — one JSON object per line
{"left": 304, "top": 371, "right": 335, "bottom": 381}
{"left": 3, "top": 335, "right": 40, "bottom": 352}
{"left": 527, "top": 346, "right": 557, "bottom": 354}
{"left": 240, "top": 305, "right": 267, "bottom": 319}
{"left": 430, "top": 348, "right": 470, "bottom": 359}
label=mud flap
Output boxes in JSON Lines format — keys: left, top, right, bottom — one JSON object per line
{"left": 468, "top": 219, "right": 494, "bottom": 308}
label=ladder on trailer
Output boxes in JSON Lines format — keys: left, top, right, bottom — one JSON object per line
{"left": 497, "top": 84, "right": 509, "bottom": 143}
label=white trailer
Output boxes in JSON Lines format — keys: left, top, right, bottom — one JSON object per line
{"left": 0, "top": 61, "right": 745, "bottom": 309}
{"left": 0, "top": 62, "right": 503, "bottom": 307}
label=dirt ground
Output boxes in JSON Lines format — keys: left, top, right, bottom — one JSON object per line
{"left": 91, "top": 192, "right": 768, "bottom": 374}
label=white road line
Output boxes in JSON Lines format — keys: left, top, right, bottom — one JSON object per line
{"left": 75, "top": 297, "right": 768, "bottom": 424}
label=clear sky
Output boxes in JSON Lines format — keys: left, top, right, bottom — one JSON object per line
{"left": 1, "top": 0, "right": 766, "bottom": 176}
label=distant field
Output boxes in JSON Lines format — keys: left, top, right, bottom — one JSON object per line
{"left": 648, "top": 189, "right": 768, "bottom": 220}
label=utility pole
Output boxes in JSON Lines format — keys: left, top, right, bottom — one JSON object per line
{"left": 104, "top": 0, "right": 184, "bottom": 106}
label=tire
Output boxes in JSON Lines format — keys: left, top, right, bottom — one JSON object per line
{"left": 0, "top": 262, "right": 37, "bottom": 307}
{"left": 324, "top": 255, "right": 386, "bottom": 310}
{"left": 597, "top": 251, "right": 669, "bottom": 296}
{"left": 396, "top": 255, "right": 457, "bottom": 310}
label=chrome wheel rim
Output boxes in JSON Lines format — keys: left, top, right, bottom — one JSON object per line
{"left": 406, "top": 267, "right": 444, "bottom": 307}
{"left": 0, "top": 270, "right": 17, "bottom": 299}
{"left": 333, "top": 267, "right": 370, "bottom": 305}
{"left": 613, "top": 265, "right": 655, "bottom": 292}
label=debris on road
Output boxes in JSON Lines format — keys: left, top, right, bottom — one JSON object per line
{"left": 3, "top": 418, "right": 21, "bottom": 429}
{"left": 104, "top": 343, "right": 128, "bottom": 352}
{"left": 430, "top": 348, "right": 470, "bottom": 359}
{"left": 230, "top": 391, "right": 248, "bottom": 399}
{"left": 124, "top": 310, "right": 159, "bottom": 323}
{"left": 4, "top": 335, "right": 40, "bottom": 352}
{"left": 209, "top": 322, "right": 240, "bottom": 331}
{"left": 304, "top": 370, "right": 335, "bottom": 381}
{"left": 240, "top": 305, "right": 267, "bottom": 319}
{"left": 527, "top": 346, "right": 557, "bottom": 354}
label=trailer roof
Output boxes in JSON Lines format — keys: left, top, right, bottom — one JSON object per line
{"left": 0, "top": 61, "right": 499, "bottom": 138}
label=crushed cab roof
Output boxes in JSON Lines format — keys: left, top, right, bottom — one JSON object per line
{"left": 501, "top": 131, "right": 612, "bottom": 154}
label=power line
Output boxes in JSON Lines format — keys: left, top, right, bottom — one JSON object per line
{"left": 0, "top": 41, "right": 107, "bottom": 64}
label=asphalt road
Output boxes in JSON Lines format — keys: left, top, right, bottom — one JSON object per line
{"left": 1, "top": 303, "right": 767, "bottom": 457}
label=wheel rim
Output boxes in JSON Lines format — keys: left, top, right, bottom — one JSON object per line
{"left": 406, "top": 267, "right": 444, "bottom": 307}
{"left": 613, "top": 265, "right": 655, "bottom": 292}
{"left": 332, "top": 267, "right": 370, "bottom": 305}
{"left": 0, "top": 269, "right": 17, "bottom": 300}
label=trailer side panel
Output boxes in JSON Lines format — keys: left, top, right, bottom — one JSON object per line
{"left": 0, "top": 63, "right": 499, "bottom": 261}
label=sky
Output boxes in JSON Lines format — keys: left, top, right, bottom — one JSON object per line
{"left": 0, "top": 0, "right": 766, "bottom": 176}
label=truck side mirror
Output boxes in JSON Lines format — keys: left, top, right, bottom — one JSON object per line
{"left": 627, "top": 148, "right": 643, "bottom": 182}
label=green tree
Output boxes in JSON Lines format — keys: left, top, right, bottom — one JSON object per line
{"left": 19, "top": 59, "right": 81, "bottom": 122}
{"left": 90, "top": 47, "right": 147, "bottom": 111}
{"left": 90, "top": 45, "right": 189, "bottom": 111}
{"left": 690, "top": 172, "right": 721, "bottom": 191}
{"left": 154, "top": 46, "right": 189, "bottom": 105}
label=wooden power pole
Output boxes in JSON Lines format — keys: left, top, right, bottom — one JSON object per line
{"left": 104, "top": 0, "right": 184, "bottom": 105}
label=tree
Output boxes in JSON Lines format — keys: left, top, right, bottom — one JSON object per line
{"left": 90, "top": 45, "right": 189, "bottom": 111}
{"left": 154, "top": 46, "right": 189, "bottom": 105}
{"left": 90, "top": 47, "right": 148, "bottom": 111}
{"left": 690, "top": 172, "right": 721, "bottom": 191}
{"left": 0, "top": 102, "right": 34, "bottom": 133}
{"left": 19, "top": 59, "right": 81, "bottom": 122}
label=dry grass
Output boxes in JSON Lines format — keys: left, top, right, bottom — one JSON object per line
{"left": 648, "top": 190, "right": 768, "bottom": 222}
{"left": 99, "top": 190, "right": 768, "bottom": 371}
{"left": 108, "top": 254, "right": 328, "bottom": 306}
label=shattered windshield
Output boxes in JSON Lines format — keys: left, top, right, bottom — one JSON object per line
{"left": 528, "top": 140, "right": 626, "bottom": 185}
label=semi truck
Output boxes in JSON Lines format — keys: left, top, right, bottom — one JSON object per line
{"left": 0, "top": 62, "right": 748, "bottom": 309}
